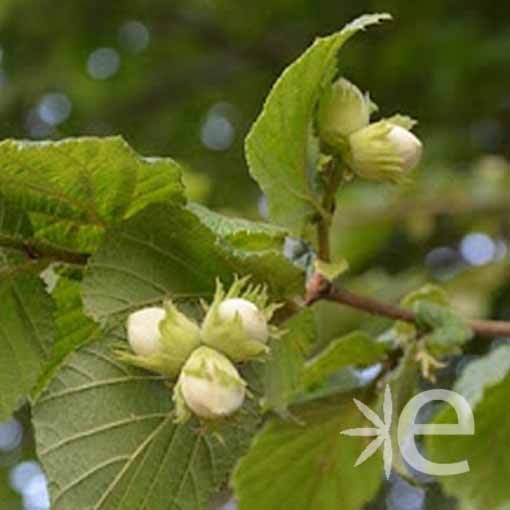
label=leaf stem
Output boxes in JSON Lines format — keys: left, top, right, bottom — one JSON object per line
{"left": 305, "top": 272, "right": 510, "bottom": 338}
{"left": 317, "top": 220, "right": 331, "bottom": 261}
{"left": 0, "top": 234, "right": 90, "bottom": 266}
{"left": 316, "top": 160, "right": 343, "bottom": 262}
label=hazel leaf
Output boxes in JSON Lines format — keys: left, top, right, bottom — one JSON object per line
{"left": 245, "top": 13, "right": 391, "bottom": 234}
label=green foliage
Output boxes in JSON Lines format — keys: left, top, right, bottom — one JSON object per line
{"left": 233, "top": 396, "right": 383, "bottom": 510}
{"left": 415, "top": 301, "right": 473, "bottom": 356}
{"left": 188, "top": 202, "right": 287, "bottom": 251}
{"left": 0, "top": 195, "right": 57, "bottom": 418}
{"left": 245, "top": 14, "right": 390, "bottom": 234}
{"left": 0, "top": 8, "right": 509, "bottom": 510}
{"left": 303, "top": 331, "right": 386, "bottom": 389}
{"left": 33, "top": 339, "right": 257, "bottom": 510}
{"left": 0, "top": 194, "right": 35, "bottom": 272}
{"left": 427, "top": 346, "right": 510, "bottom": 508}
{"left": 33, "top": 278, "right": 100, "bottom": 398}
{"left": 263, "top": 308, "right": 317, "bottom": 414}
{"left": 401, "top": 284, "right": 449, "bottom": 309}
{"left": 314, "top": 258, "right": 349, "bottom": 281}
{"left": 383, "top": 344, "right": 420, "bottom": 477}
{"left": 0, "top": 272, "right": 55, "bottom": 419}
{"left": 391, "top": 284, "right": 473, "bottom": 355}
{"left": 0, "top": 193, "right": 33, "bottom": 242}
{"left": 0, "top": 137, "right": 185, "bottom": 252}
{"left": 82, "top": 203, "right": 303, "bottom": 323}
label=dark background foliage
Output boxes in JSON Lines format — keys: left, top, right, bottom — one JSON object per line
{"left": 1, "top": 0, "right": 510, "bottom": 209}
{"left": 1, "top": 1, "right": 509, "bottom": 509}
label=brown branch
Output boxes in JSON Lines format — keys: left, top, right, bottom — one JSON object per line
{"left": 305, "top": 273, "right": 510, "bottom": 338}
{"left": 0, "top": 234, "right": 90, "bottom": 266}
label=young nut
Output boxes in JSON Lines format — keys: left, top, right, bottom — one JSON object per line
{"left": 174, "top": 346, "right": 247, "bottom": 421}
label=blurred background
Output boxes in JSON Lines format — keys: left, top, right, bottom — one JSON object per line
{"left": 1, "top": 0, "right": 509, "bottom": 508}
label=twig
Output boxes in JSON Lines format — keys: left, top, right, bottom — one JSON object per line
{"left": 305, "top": 272, "right": 510, "bottom": 338}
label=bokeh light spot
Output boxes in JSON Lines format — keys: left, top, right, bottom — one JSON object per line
{"left": 387, "top": 475, "right": 425, "bottom": 509}
{"left": 25, "top": 109, "right": 53, "bottom": 139}
{"left": 222, "top": 499, "right": 237, "bottom": 510}
{"left": 356, "top": 364, "right": 382, "bottom": 384}
{"left": 0, "top": 418, "right": 22, "bottom": 452}
{"left": 200, "top": 102, "right": 236, "bottom": 151}
{"left": 22, "top": 473, "right": 50, "bottom": 510}
{"left": 9, "top": 461, "right": 43, "bottom": 493}
{"left": 37, "top": 92, "right": 72, "bottom": 126}
{"left": 119, "top": 20, "right": 150, "bottom": 54}
{"left": 460, "top": 232, "right": 495, "bottom": 266}
{"left": 425, "top": 246, "right": 461, "bottom": 280}
{"left": 87, "top": 48, "right": 120, "bottom": 80}
{"left": 257, "top": 194, "right": 268, "bottom": 219}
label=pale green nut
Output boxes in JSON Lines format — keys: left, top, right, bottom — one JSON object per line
{"left": 218, "top": 298, "right": 269, "bottom": 344}
{"left": 173, "top": 346, "right": 247, "bottom": 422}
{"left": 118, "top": 301, "right": 201, "bottom": 379}
{"left": 388, "top": 125, "right": 423, "bottom": 171}
{"left": 201, "top": 277, "right": 279, "bottom": 363}
{"left": 317, "top": 77, "right": 372, "bottom": 146}
{"left": 346, "top": 120, "right": 422, "bottom": 183}
{"left": 126, "top": 307, "right": 166, "bottom": 357}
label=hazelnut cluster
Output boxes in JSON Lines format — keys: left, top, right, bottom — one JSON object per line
{"left": 318, "top": 77, "right": 423, "bottom": 182}
{"left": 117, "top": 278, "right": 279, "bottom": 422}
